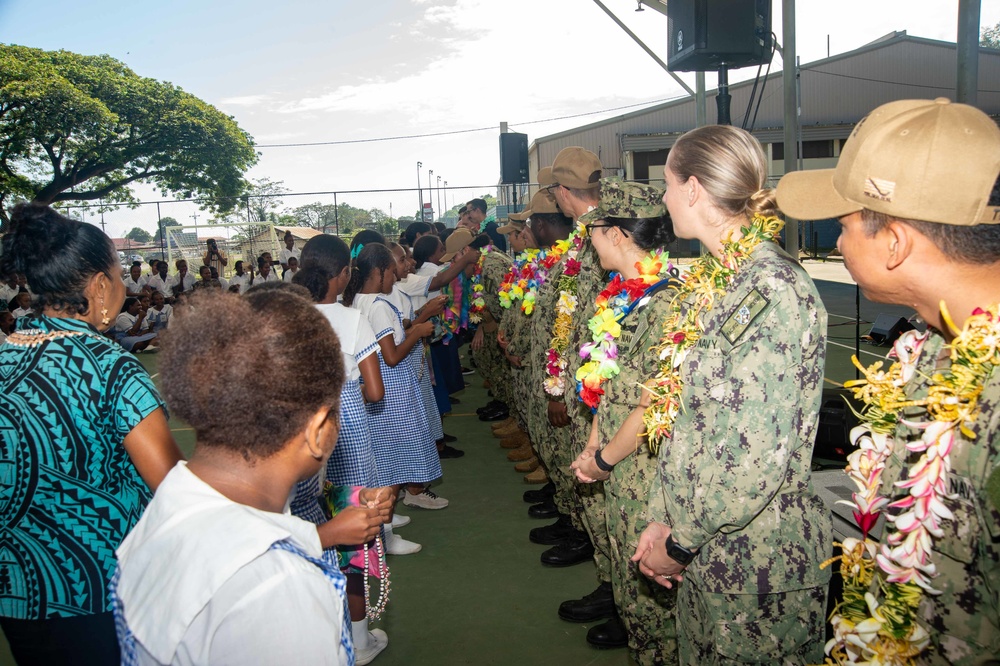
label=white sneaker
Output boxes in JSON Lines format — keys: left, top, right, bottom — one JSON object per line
{"left": 355, "top": 628, "right": 388, "bottom": 665}
{"left": 385, "top": 533, "right": 422, "bottom": 555}
{"left": 402, "top": 488, "right": 449, "bottom": 510}
{"left": 391, "top": 513, "right": 411, "bottom": 528}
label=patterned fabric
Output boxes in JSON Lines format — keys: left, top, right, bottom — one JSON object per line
{"left": 647, "top": 242, "right": 831, "bottom": 662}
{"left": 0, "top": 315, "right": 163, "bottom": 620}
{"left": 881, "top": 332, "right": 1000, "bottom": 664}
{"left": 110, "top": 541, "right": 356, "bottom": 666}
{"left": 596, "top": 290, "right": 677, "bottom": 665}
{"left": 361, "top": 297, "right": 441, "bottom": 486}
{"left": 326, "top": 380, "right": 378, "bottom": 488}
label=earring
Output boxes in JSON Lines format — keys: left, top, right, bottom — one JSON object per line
{"left": 100, "top": 295, "right": 110, "bottom": 326}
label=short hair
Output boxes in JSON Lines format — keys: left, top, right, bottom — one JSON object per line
{"left": 404, "top": 222, "right": 433, "bottom": 246}
{"left": 0, "top": 204, "right": 117, "bottom": 317}
{"left": 176, "top": 259, "right": 187, "bottom": 269}
{"left": 234, "top": 260, "right": 244, "bottom": 271}
{"left": 668, "top": 124, "right": 778, "bottom": 220}
{"left": 433, "top": 222, "right": 447, "bottom": 234}
{"left": 457, "top": 205, "right": 468, "bottom": 215}
{"left": 413, "top": 235, "right": 443, "bottom": 268}
{"left": 160, "top": 287, "right": 344, "bottom": 459}
{"left": 530, "top": 212, "right": 574, "bottom": 228}
{"left": 294, "top": 234, "right": 352, "bottom": 302}
{"left": 467, "top": 199, "right": 487, "bottom": 214}
{"left": 860, "top": 207, "right": 1000, "bottom": 265}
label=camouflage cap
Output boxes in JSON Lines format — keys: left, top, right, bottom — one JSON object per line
{"left": 579, "top": 179, "right": 666, "bottom": 225}
{"left": 551, "top": 147, "right": 602, "bottom": 190}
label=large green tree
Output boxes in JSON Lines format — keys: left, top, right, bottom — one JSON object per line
{"left": 0, "top": 44, "right": 258, "bottom": 227}
{"left": 125, "top": 226, "right": 152, "bottom": 243}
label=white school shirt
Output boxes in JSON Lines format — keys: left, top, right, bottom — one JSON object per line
{"left": 395, "top": 272, "right": 432, "bottom": 303}
{"left": 123, "top": 275, "right": 148, "bottom": 294}
{"left": 351, "top": 293, "right": 404, "bottom": 345}
{"left": 0, "top": 283, "right": 18, "bottom": 306}
{"left": 12, "top": 307, "right": 33, "bottom": 319}
{"left": 115, "top": 463, "right": 349, "bottom": 666}
{"left": 282, "top": 268, "right": 299, "bottom": 283}
{"left": 144, "top": 305, "right": 173, "bottom": 331}
{"left": 279, "top": 247, "right": 301, "bottom": 266}
{"left": 167, "top": 274, "right": 196, "bottom": 294}
{"left": 409, "top": 263, "right": 444, "bottom": 311}
{"left": 146, "top": 274, "right": 172, "bottom": 298}
{"left": 229, "top": 273, "right": 251, "bottom": 294}
{"left": 115, "top": 311, "right": 140, "bottom": 335}
{"left": 314, "top": 302, "right": 379, "bottom": 382}
{"left": 256, "top": 269, "right": 280, "bottom": 284}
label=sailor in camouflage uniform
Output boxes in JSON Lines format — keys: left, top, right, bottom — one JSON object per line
{"left": 570, "top": 180, "right": 679, "bottom": 665}
{"left": 778, "top": 98, "right": 1000, "bottom": 665}
{"left": 635, "top": 125, "right": 832, "bottom": 664}
{"left": 470, "top": 233, "right": 513, "bottom": 416}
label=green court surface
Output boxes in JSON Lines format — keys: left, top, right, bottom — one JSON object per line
{"left": 0, "top": 260, "right": 914, "bottom": 665}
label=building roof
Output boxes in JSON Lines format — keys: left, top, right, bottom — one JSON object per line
{"left": 529, "top": 32, "right": 1000, "bottom": 169}
{"left": 273, "top": 226, "right": 325, "bottom": 240}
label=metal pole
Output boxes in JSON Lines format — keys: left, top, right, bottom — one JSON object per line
{"left": 591, "top": 0, "right": 696, "bottom": 97}
{"left": 416, "top": 162, "right": 423, "bottom": 222}
{"left": 157, "top": 202, "right": 165, "bottom": 260}
{"left": 695, "top": 72, "right": 707, "bottom": 127}
{"left": 957, "top": 0, "right": 981, "bottom": 105}
{"left": 334, "top": 192, "right": 340, "bottom": 236}
{"left": 716, "top": 66, "right": 731, "bottom": 125}
{"left": 782, "top": 0, "right": 800, "bottom": 259}
{"left": 437, "top": 176, "right": 442, "bottom": 222}
{"left": 428, "top": 170, "right": 434, "bottom": 220}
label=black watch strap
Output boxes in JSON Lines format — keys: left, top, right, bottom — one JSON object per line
{"left": 665, "top": 533, "right": 697, "bottom": 566}
{"left": 594, "top": 449, "right": 614, "bottom": 472}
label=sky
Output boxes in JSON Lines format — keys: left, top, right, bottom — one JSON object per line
{"left": 1, "top": 0, "right": 999, "bottom": 238}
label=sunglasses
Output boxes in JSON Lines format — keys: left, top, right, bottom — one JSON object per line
{"left": 584, "top": 223, "right": 629, "bottom": 237}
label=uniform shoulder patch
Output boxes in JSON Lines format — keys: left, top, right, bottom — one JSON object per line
{"left": 721, "top": 288, "right": 770, "bottom": 345}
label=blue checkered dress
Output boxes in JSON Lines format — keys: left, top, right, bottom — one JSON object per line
{"left": 327, "top": 379, "right": 379, "bottom": 487}
{"left": 364, "top": 297, "right": 442, "bottom": 486}
{"left": 415, "top": 348, "right": 444, "bottom": 441}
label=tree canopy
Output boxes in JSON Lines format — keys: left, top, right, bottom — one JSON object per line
{"left": 983, "top": 21, "right": 1000, "bottom": 49}
{"left": 0, "top": 44, "right": 258, "bottom": 226}
{"left": 125, "top": 226, "right": 152, "bottom": 243}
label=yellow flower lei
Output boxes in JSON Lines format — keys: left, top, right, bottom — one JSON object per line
{"left": 821, "top": 302, "right": 1000, "bottom": 665}
{"left": 643, "top": 214, "right": 784, "bottom": 454}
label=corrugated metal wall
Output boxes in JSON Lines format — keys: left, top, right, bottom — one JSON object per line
{"left": 532, "top": 35, "right": 1000, "bottom": 172}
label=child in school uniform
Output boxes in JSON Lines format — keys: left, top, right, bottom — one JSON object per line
{"left": 344, "top": 243, "right": 450, "bottom": 550}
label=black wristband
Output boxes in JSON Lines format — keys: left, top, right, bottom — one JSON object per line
{"left": 594, "top": 449, "right": 614, "bottom": 473}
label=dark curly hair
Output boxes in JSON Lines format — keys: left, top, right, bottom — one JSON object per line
{"left": 160, "top": 285, "right": 345, "bottom": 460}
{"left": 342, "top": 243, "right": 393, "bottom": 307}
{"left": 294, "top": 234, "right": 351, "bottom": 302}
{"left": 0, "top": 204, "right": 117, "bottom": 316}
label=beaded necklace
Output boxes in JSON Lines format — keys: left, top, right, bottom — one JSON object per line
{"left": 575, "top": 250, "right": 673, "bottom": 410}
{"left": 823, "top": 303, "right": 1000, "bottom": 665}
{"left": 643, "top": 214, "right": 783, "bottom": 454}
{"left": 5, "top": 328, "right": 109, "bottom": 347}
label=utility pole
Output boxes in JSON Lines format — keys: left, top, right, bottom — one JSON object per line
{"left": 436, "top": 176, "right": 442, "bottom": 223}
{"left": 417, "top": 162, "right": 424, "bottom": 221}
{"left": 428, "top": 170, "right": 434, "bottom": 221}
{"left": 782, "top": 0, "right": 799, "bottom": 259}
{"left": 957, "top": 0, "right": 981, "bottom": 105}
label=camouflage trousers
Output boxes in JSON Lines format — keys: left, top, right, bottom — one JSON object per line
{"left": 677, "top": 584, "right": 826, "bottom": 665}
{"left": 509, "top": 365, "right": 530, "bottom": 432}
{"left": 606, "top": 450, "right": 678, "bottom": 666}
{"left": 570, "top": 413, "right": 612, "bottom": 585}
{"left": 472, "top": 332, "right": 509, "bottom": 407}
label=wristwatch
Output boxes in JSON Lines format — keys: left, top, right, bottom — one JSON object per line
{"left": 665, "top": 533, "right": 697, "bottom": 566}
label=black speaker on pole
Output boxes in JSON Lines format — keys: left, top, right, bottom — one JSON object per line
{"left": 499, "top": 132, "right": 529, "bottom": 184}
{"left": 667, "top": 0, "right": 772, "bottom": 72}
{"left": 867, "top": 313, "right": 915, "bottom": 346}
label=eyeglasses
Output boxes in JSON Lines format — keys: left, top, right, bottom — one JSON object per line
{"left": 584, "top": 223, "right": 629, "bottom": 237}
{"left": 542, "top": 182, "right": 561, "bottom": 191}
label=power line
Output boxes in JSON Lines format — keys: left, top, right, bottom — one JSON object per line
{"left": 806, "top": 68, "right": 1000, "bottom": 94}
{"left": 256, "top": 94, "right": 688, "bottom": 148}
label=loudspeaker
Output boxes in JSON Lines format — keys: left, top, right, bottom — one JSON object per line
{"left": 867, "top": 314, "right": 914, "bottom": 345}
{"left": 813, "top": 388, "right": 859, "bottom": 467}
{"left": 499, "top": 132, "right": 529, "bottom": 184}
{"left": 667, "top": 0, "right": 772, "bottom": 72}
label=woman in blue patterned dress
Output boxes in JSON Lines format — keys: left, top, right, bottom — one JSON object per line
{"left": 0, "top": 204, "right": 182, "bottom": 666}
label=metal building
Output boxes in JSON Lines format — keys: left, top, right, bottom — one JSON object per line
{"left": 528, "top": 31, "right": 1000, "bottom": 189}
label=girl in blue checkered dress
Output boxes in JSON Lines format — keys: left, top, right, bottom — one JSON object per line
{"left": 286, "top": 236, "right": 396, "bottom": 663}
{"left": 344, "top": 244, "right": 449, "bottom": 509}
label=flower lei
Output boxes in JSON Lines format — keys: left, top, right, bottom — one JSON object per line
{"left": 821, "top": 302, "right": 1000, "bottom": 665}
{"left": 542, "top": 225, "right": 589, "bottom": 396}
{"left": 575, "top": 250, "right": 672, "bottom": 410}
{"left": 498, "top": 249, "right": 540, "bottom": 310}
{"left": 468, "top": 245, "right": 493, "bottom": 324}
{"left": 499, "top": 224, "right": 585, "bottom": 316}
{"left": 437, "top": 273, "right": 470, "bottom": 343}
{"left": 643, "top": 214, "right": 784, "bottom": 454}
